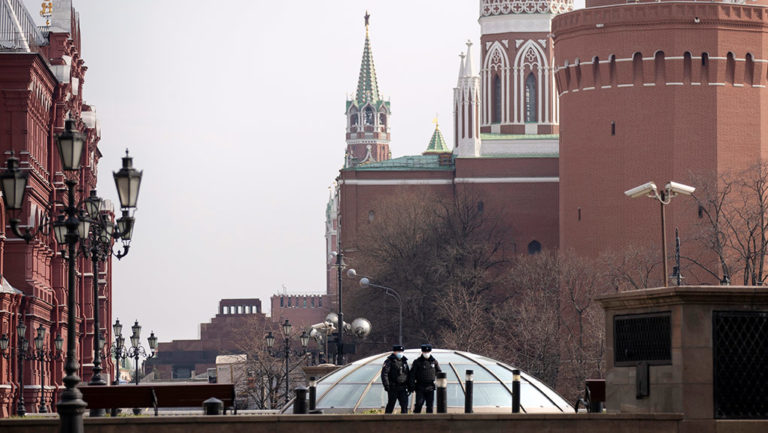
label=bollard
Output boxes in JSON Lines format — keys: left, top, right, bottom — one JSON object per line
{"left": 464, "top": 369, "right": 474, "bottom": 414}
{"left": 293, "top": 386, "right": 309, "bottom": 414}
{"left": 309, "top": 376, "right": 317, "bottom": 411}
{"left": 436, "top": 372, "right": 448, "bottom": 413}
{"left": 512, "top": 369, "right": 520, "bottom": 413}
{"left": 203, "top": 397, "right": 223, "bottom": 415}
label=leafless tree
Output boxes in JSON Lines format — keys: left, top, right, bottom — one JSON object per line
{"left": 229, "top": 317, "right": 310, "bottom": 409}
{"left": 691, "top": 163, "right": 768, "bottom": 285}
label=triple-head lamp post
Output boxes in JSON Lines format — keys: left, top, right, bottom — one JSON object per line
{"left": 0, "top": 119, "right": 142, "bottom": 433}
{"left": 265, "top": 320, "right": 309, "bottom": 406}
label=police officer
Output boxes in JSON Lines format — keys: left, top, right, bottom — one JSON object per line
{"left": 381, "top": 345, "right": 410, "bottom": 413}
{"left": 409, "top": 344, "right": 441, "bottom": 413}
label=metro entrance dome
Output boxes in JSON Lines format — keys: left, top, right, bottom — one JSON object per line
{"left": 296, "top": 349, "right": 572, "bottom": 413}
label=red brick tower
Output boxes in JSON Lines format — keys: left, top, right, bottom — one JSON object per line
{"left": 345, "top": 12, "right": 391, "bottom": 167}
{"left": 553, "top": 1, "right": 768, "bottom": 280}
{"left": 479, "top": 0, "right": 573, "bottom": 135}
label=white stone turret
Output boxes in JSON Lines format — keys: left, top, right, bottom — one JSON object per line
{"left": 454, "top": 40, "right": 481, "bottom": 157}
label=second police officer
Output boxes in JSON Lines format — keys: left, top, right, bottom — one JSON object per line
{"left": 409, "top": 344, "right": 442, "bottom": 413}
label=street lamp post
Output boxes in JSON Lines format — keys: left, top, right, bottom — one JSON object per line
{"left": 0, "top": 120, "right": 143, "bottom": 433}
{"left": 625, "top": 181, "right": 695, "bottom": 287}
{"left": 125, "top": 320, "right": 158, "bottom": 386}
{"left": 334, "top": 252, "right": 345, "bottom": 365}
{"left": 265, "top": 320, "right": 309, "bottom": 406}
{"left": 347, "top": 269, "right": 402, "bottom": 346}
{"left": 0, "top": 322, "right": 30, "bottom": 415}
{"left": 110, "top": 320, "right": 128, "bottom": 416}
{"left": 30, "top": 325, "right": 64, "bottom": 413}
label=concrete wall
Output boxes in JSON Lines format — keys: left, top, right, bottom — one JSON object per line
{"left": 0, "top": 413, "right": 685, "bottom": 433}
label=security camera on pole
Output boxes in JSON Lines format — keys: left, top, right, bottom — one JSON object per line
{"left": 625, "top": 181, "right": 695, "bottom": 287}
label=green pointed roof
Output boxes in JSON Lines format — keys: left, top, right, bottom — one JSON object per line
{"left": 424, "top": 124, "right": 449, "bottom": 154}
{"left": 355, "top": 13, "right": 381, "bottom": 105}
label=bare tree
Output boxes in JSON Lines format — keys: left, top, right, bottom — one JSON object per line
{"left": 229, "top": 316, "right": 310, "bottom": 409}
{"left": 692, "top": 163, "right": 768, "bottom": 285}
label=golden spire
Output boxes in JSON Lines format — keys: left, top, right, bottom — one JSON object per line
{"left": 365, "top": 11, "right": 370, "bottom": 35}
{"left": 433, "top": 114, "right": 439, "bottom": 128}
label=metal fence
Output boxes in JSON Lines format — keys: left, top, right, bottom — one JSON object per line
{"left": 0, "top": 0, "right": 46, "bottom": 51}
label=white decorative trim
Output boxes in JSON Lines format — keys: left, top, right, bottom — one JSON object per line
{"left": 666, "top": 82, "right": 684, "bottom": 86}
{"left": 691, "top": 82, "right": 701, "bottom": 86}
{"left": 342, "top": 179, "right": 453, "bottom": 186}
{"left": 753, "top": 85, "right": 766, "bottom": 88}
{"left": 582, "top": 86, "right": 595, "bottom": 91}
{"left": 601, "top": 85, "right": 612, "bottom": 89}
{"left": 733, "top": 84, "right": 744, "bottom": 87}
{"left": 643, "top": 83, "right": 655, "bottom": 87}
{"left": 617, "top": 84, "right": 633, "bottom": 88}
{"left": 341, "top": 177, "right": 559, "bottom": 186}
{"left": 480, "top": 0, "right": 573, "bottom": 16}
{"left": 710, "top": 83, "right": 726, "bottom": 86}
{"left": 455, "top": 177, "right": 559, "bottom": 184}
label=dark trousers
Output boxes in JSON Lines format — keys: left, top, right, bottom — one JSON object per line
{"left": 413, "top": 385, "right": 435, "bottom": 413}
{"left": 385, "top": 387, "right": 409, "bottom": 414}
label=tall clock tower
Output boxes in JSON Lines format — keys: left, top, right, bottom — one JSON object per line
{"left": 344, "top": 12, "right": 391, "bottom": 167}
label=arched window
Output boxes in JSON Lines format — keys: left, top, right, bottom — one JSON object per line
{"left": 379, "top": 113, "right": 386, "bottom": 127}
{"left": 574, "top": 58, "right": 582, "bottom": 88}
{"left": 364, "top": 106, "right": 374, "bottom": 125}
{"left": 701, "top": 53, "right": 709, "bottom": 84}
{"left": 683, "top": 52, "right": 692, "bottom": 84}
{"left": 632, "top": 52, "right": 644, "bottom": 85}
{"left": 350, "top": 113, "right": 358, "bottom": 129}
{"left": 745, "top": 53, "right": 755, "bottom": 86}
{"left": 592, "top": 56, "right": 600, "bottom": 88}
{"left": 609, "top": 55, "right": 616, "bottom": 86}
{"left": 525, "top": 72, "right": 537, "bottom": 123}
{"left": 654, "top": 51, "right": 665, "bottom": 85}
{"left": 726, "top": 52, "right": 735, "bottom": 85}
{"left": 223, "top": 306, "right": 229, "bottom": 314}
{"left": 527, "top": 240, "right": 542, "bottom": 255}
{"left": 492, "top": 75, "right": 502, "bottom": 124}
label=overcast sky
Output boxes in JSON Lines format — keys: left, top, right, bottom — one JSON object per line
{"left": 22, "top": 1, "right": 584, "bottom": 342}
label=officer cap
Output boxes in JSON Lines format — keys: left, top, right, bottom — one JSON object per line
{"left": 392, "top": 345, "right": 405, "bottom": 352}
{"left": 421, "top": 344, "right": 432, "bottom": 352}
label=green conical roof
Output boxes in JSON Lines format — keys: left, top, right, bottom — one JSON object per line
{"left": 424, "top": 124, "right": 449, "bottom": 154}
{"left": 355, "top": 14, "right": 380, "bottom": 105}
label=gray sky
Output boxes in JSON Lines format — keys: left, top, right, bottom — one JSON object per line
{"left": 23, "top": 0, "right": 584, "bottom": 342}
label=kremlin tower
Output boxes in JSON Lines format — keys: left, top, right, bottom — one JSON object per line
{"left": 345, "top": 12, "right": 391, "bottom": 167}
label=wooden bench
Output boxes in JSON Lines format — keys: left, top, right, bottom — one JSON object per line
{"left": 78, "top": 383, "right": 237, "bottom": 416}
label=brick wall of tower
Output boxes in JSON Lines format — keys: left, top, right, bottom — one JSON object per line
{"left": 554, "top": 3, "right": 768, "bottom": 280}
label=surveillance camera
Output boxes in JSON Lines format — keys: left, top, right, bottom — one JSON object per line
{"left": 624, "top": 182, "right": 658, "bottom": 199}
{"left": 665, "top": 181, "right": 695, "bottom": 196}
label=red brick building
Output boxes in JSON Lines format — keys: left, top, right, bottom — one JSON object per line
{"left": 553, "top": 0, "right": 768, "bottom": 281}
{"left": 0, "top": 0, "right": 114, "bottom": 417}
{"left": 327, "top": 7, "right": 564, "bottom": 301}
{"left": 331, "top": 0, "right": 768, "bottom": 293}
{"left": 150, "top": 296, "right": 328, "bottom": 380}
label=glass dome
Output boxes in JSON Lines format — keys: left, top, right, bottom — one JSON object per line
{"left": 292, "top": 349, "right": 572, "bottom": 413}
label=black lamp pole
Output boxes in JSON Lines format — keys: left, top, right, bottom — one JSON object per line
{"left": 88, "top": 247, "right": 106, "bottom": 386}
{"left": 16, "top": 324, "right": 28, "bottom": 416}
{"left": 0, "top": 120, "right": 142, "bottom": 433}
{"left": 336, "top": 252, "right": 344, "bottom": 366}
{"left": 31, "top": 326, "right": 63, "bottom": 413}
{"left": 265, "top": 322, "right": 309, "bottom": 406}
